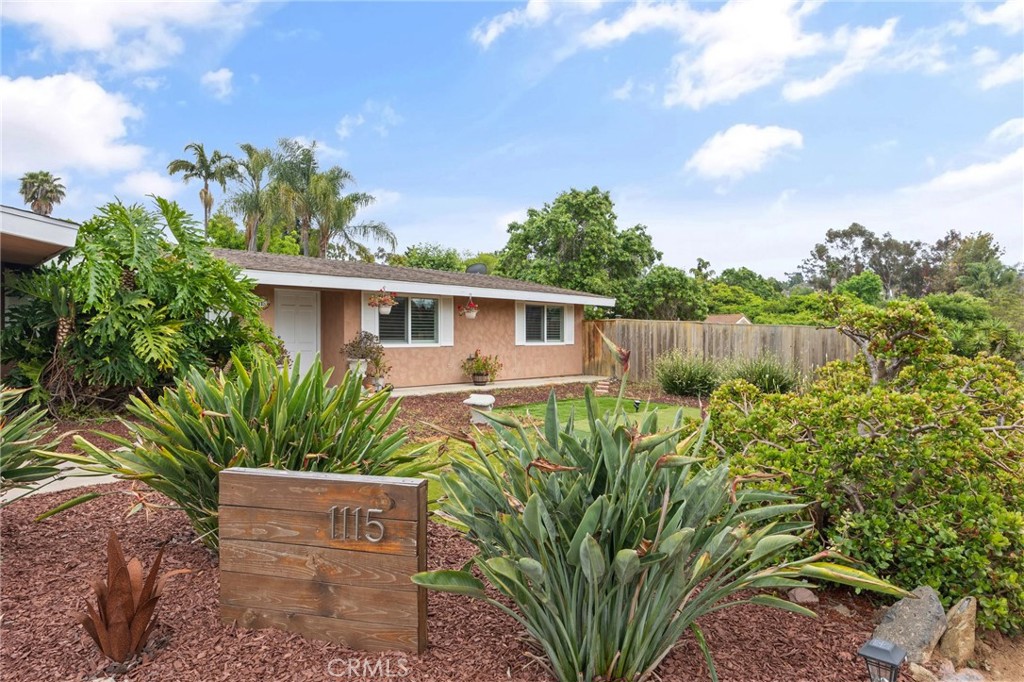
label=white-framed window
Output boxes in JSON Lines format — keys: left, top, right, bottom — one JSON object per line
{"left": 516, "top": 302, "right": 574, "bottom": 345}
{"left": 361, "top": 291, "right": 454, "bottom": 347}
{"left": 379, "top": 296, "right": 438, "bottom": 345}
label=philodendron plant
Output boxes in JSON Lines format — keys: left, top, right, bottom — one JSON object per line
{"left": 413, "top": 387, "right": 909, "bottom": 682}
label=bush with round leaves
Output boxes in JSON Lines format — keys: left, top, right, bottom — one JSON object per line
{"left": 710, "top": 298, "right": 1024, "bottom": 633}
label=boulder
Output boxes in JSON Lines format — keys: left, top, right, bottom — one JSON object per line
{"left": 788, "top": 587, "right": 819, "bottom": 605}
{"left": 938, "top": 597, "right": 977, "bottom": 668}
{"left": 908, "top": 663, "right": 939, "bottom": 682}
{"left": 872, "top": 586, "right": 947, "bottom": 664}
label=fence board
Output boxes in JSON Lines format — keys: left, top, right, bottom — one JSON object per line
{"left": 584, "top": 319, "right": 857, "bottom": 381}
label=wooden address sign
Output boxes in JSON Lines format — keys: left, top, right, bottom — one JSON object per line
{"left": 219, "top": 467, "right": 427, "bottom": 653}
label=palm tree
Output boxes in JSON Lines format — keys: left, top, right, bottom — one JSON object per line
{"left": 166, "top": 142, "right": 238, "bottom": 234}
{"left": 309, "top": 172, "right": 395, "bottom": 259}
{"left": 272, "top": 138, "right": 319, "bottom": 256}
{"left": 18, "top": 171, "right": 66, "bottom": 216}
{"left": 230, "top": 144, "right": 274, "bottom": 251}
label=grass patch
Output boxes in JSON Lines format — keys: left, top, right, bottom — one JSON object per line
{"left": 502, "top": 396, "right": 699, "bottom": 432}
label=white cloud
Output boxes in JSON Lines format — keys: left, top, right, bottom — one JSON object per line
{"left": 988, "top": 117, "right": 1024, "bottom": 144}
{"left": 1, "top": 1, "right": 257, "bottom": 72}
{"left": 0, "top": 73, "right": 146, "bottom": 178}
{"left": 336, "top": 101, "right": 402, "bottom": 140}
{"left": 783, "top": 18, "right": 898, "bottom": 100}
{"left": 685, "top": 124, "right": 804, "bottom": 182}
{"left": 904, "top": 147, "right": 1024, "bottom": 195}
{"left": 200, "top": 68, "right": 233, "bottom": 101}
{"left": 971, "top": 46, "right": 1000, "bottom": 65}
{"left": 114, "top": 169, "right": 181, "bottom": 200}
{"left": 964, "top": 0, "right": 1024, "bottom": 34}
{"left": 472, "top": 0, "right": 554, "bottom": 48}
{"left": 132, "top": 75, "right": 165, "bottom": 91}
{"left": 336, "top": 114, "right": 364, "bottom": 139}
{"left": 979, "top": 52, "right": 1024, "bottom": 89}
{"left": 611, "top": 78, "right": 634, "bottom": 100}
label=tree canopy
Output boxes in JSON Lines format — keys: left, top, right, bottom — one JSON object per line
{"left": 497, "top": 187, "right": 660, "bottom": 317}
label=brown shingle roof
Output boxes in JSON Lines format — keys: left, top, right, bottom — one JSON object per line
{"left": 213, "top": 249, "right": 613, "bottom": 303}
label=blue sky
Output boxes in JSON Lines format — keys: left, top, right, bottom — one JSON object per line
{"left": 2, "top": 1, "right": 1022, "bottom": 277}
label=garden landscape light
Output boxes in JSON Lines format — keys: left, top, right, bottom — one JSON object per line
{"left": 857, "top": 638, "right": 907, "bottom": 682}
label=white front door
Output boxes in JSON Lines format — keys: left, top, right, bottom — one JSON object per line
{"left": 275, "top": 289, "right": 319, "bottom": 370}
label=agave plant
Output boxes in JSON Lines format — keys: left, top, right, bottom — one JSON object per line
{"left": 74, "top": 532, "right": 188, "bottom": 662}
{"left": 52, "top": 351, "right": 438, "bottom": 549}
{"left": 0, "top": 387, "right": 61, "bottom": 504}
{"left": 414, "top": 388, "right": 909, "bottom": 682}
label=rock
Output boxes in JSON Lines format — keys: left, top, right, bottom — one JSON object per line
{"left": 830, "top": 603, "right": 853, "bottom": 617}
{"left": 938, "top": 597, "right": 977, "bottom": 668}
{"left": 940, "top": 670, "right": 984, "bottom": 682}
{"left": 974, "top": 640, "right": 992, "bottom": 658}
{"left": 788, "top": 587, "right": 819, "bottom": 605}
{"left": 909, "top": 663, "right": 939, "bottom": 682}
{"left": 936, "top": 658, "right": 956, "bottom": 677}
{"left": 872, "top": 586, "right": 947, "bottom": 664}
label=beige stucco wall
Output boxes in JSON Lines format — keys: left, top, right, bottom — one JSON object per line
{"left": 251, "top": 286, "right": 584, "bottom": 388}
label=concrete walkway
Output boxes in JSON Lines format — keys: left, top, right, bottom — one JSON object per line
{"left": 391, "top": 374, "right": 607, "bottom": 397}
{"left": 0, "top": 466, "right": 121, "bottom": 505}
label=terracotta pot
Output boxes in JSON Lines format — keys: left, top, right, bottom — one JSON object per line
{"left": 472, "top": 373, "right": 489, "bottom": 386}
{"left": 378, "top": 306, "right": 393, "bottom": 315}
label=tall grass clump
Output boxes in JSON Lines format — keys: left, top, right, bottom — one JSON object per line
{"left": 51, "top": 351, "right": 438, "bottom": 549}
{"left": 414, "top": 387, "right": 909, "bottom": 682}
{"left": 654, "top": 349, "right": 721, "bottom": 397}
{"left": 724, "top": 353, "right": 800, "bottom": 393}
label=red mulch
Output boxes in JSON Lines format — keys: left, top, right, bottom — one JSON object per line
{"left": 1, "top": 483, "right": 903, "bottom": 682}
{"left": 395, "top": 381, "right": 701, "bottom": 441}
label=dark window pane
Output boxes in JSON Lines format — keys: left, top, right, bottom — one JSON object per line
{"left": 379, "top": 296, "right": 407, "bottom": 343}
{"left": 546, "top": 306, "right": 563, "bottom": 342}
{"left": 410, "top": 298, "right": 438, "bottom": 343}
{"left": 525, "top": 305, "right": 544, "bottom": 342}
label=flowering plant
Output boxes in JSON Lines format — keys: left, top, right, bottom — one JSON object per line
{"left": 457, "top": 300, "right": 479, "bottom": 316}
{"left": 368, "top": 289, "right": 397, "bottom": 308}
{"left": 460, "top": 349, "right": 502, "bottom": 379}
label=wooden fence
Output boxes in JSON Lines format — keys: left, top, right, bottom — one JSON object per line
{"left": 583, "top": 319, "right": 858, "bottom": 381}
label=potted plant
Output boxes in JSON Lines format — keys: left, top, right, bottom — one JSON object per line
{"left": 367, "top": 353, "right": 392, "bottom": 391}
{"left": 368, "top": 289, "right": 397, "bottom": 315}
{"left": 461, "top": 349, "right": 502, "bottom": 386}
{"left": 342, "top": 331, "right": 385, "bottom": 378}
{"left": 457, "top": 297, "right": 479, "bottom": 320}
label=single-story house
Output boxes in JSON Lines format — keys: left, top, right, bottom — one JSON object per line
{"left": 703, "top": 313, "right": 751, "bottom": 325}
{"left": 214, "top": 249, "right": 615, "bottom": 388}
{"left": 0, "top": 205, "right": 79, "bottom": 269}
{"left": 1, "top": 205, "right": 80, "bottom": 321}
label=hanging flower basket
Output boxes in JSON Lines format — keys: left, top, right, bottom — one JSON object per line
{"left": 458, "top": 297, "right": 479, "bottom": 320}
{"left": 368, "top": 288, "right": 397, "bottom": 314}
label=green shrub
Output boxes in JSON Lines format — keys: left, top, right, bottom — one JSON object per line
{"left": 711, "top": 297, "right": 1024, "bottom": 633}
{"left": 654, "top": 350, "right": 721, "bottom": 396}
{"left": 724, "top": 353, "right": 800, "bottom": 393}
{"left": 55, "top": 352, "right": 438, "bottom": 549}
{"left": 0, "top": 387, "right": 61, "bottom": 504}
{"left": 1, "top": 198, "right": 279, "bottom": 408}
{"left": 414, "top": 390, "right": 907, "bottom": 682}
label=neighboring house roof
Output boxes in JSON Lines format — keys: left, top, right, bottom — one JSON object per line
{"left": 213, "top": 249, "right": 616, "bottom": 307}
{"left": 0, "top": 205, "right": 79, "bottom": 267}
{"left": 704, "top": 313, "right": 751, "bottom": 325}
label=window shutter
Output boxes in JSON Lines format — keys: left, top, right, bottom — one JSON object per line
{"left": 564, "top": 305, "right": 575, "bottom": 344}
{"left": 515, "top": 301, "right": 526, "bottom": 346}
{"left": 361, "top": 291, "right": 379, "bottom": 336}
{"left": 439, "top": 297, "right": 454, "bottom": 346}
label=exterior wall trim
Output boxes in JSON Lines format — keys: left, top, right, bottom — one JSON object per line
{"left": 240, "top": 268, "right": 615, "bottom": 308}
